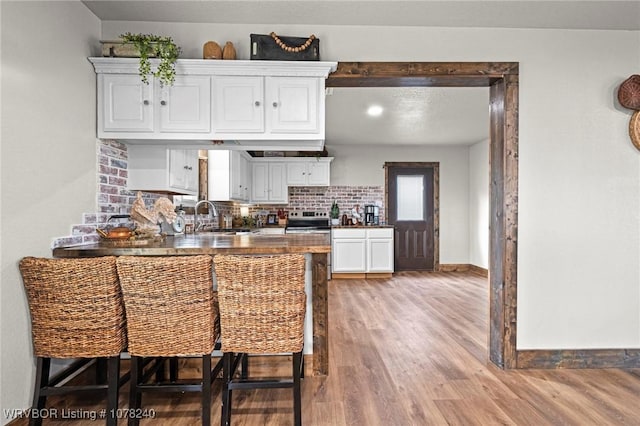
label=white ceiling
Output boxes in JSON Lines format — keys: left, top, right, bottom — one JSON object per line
{"left": 81, "top": 0, "right": 639, "bottom": 147}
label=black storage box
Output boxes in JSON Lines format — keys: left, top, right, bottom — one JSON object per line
{"left": 250, "top": 33, "right": 320, "bottom": 61}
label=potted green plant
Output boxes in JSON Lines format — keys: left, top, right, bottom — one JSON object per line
{"left": 330, "top": 200, "right": 340, "bottom": 226}
{"left": 119, "top": 32, "right": 181, "bottom": 86}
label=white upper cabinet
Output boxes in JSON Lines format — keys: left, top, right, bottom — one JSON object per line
{"left": 98, "top": 72, "right": 211, "bottom": 139}
{"left": 89, "top": 58, "right": 337, "bottom": 148}
{"left": 251, "top": 161, "right": 287, "bottom": 204}
{"left": 208, "top": 150, "right": 251, "bottom": 202}
{"left": 100, "top": 74, "right": 154, "bottom": 133}
{"left": 127, "top": 146, "right": 199, "bottom": 195}
{"left": 212, "top": 76, "right": 264, "bottom": 133}
{"left": 267, "top": 77, "right": 319, "bottom": 134}
{"left": 286, "top": 158, "right": 332, "bottom": 186}
{"left": 213, "top": 76, "right": 320, "bottom": 139}
{"left": 158, "top": 76, "right": 211, "bottom": 133}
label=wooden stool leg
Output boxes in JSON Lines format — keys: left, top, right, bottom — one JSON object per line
{"left": 106, "top": 356, "right": 120, "bottom": 426}
{"left": 293, "top": 351, "right": 302, "bottom": 426}
{"left": 29, "top": 357, "right": 50, "bottom": 426}
{"left": 202, "top": 355, "right": 212, "bottom": 426}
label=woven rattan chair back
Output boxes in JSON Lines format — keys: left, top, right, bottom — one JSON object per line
{"left": 116, "top": 255, "right": 218, "bottom": 357}
{"left": 214, "top": 254, "right": 306, "bottom": 354}
{"left": 19, "top": 256, "right": 127, "bottom": 358}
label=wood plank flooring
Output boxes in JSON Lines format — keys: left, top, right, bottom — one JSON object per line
{"left": 12, "top": 271, "right": 640, "bottom": 425}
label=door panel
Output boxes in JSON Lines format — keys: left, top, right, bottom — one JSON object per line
{"left": 388, "top": 165, "right": 435, "bottom": 271}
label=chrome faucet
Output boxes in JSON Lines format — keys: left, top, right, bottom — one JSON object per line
{"left": 194, "top": 200, "right": 218, "bottom": 232}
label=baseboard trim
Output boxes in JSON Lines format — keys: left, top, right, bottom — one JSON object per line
{"left": 516, "top": 349, "right": 640, "bottom": 369}
{"left": 438, "top": 264, "right": 488, "bottom": 277}
{"left": 469, "top": 264, "right": 489, "bottom": 277}
{"left": 331, "top": 272, "right": 393, "bottom": 279}
{"left": 438, "top": 264, "right": 470, "bottom": 272}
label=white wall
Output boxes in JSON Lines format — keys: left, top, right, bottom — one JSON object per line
{"left": 328, "top": 144, "right": 470, "bottom": 264}
{"left": 0, "top": 2, "right": 100, "bottom": 419}
{"left": 101, "top": 21, "right": 640, "bottom": 350}
{"left": 469, "top": 139, "right": 489, "bottom": 269}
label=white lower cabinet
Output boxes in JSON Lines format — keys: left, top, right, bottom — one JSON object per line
{"left": 127, "top": 146, "right": 199, "bottom": 195}
{"left": 332, "top": 228, "right": 394, "bottom": 273}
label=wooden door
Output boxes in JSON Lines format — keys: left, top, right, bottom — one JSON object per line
{"left": 387, "top": 164, "right": 437, "bottom": 271}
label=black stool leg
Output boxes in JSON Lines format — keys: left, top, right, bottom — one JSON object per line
{"left": 221, "top": 353, "right": 233, "bottom": 426}
{"left": 106, "top": 355, "right": 120, "bottom": 426}
{"left": 293, "top": 351, "right": 302, "bottom": 426}
{"left": 30, "top": 357, "right": 50, "bottom": 426}
{"left": 170, "top": 357, "right": 179, "bottom": 382}
{"left": 128, "top": 356, "right": 142, "bottom": 426}
{"left": 202, "top": 355, "right": 212, "bottom": 426}
{"left": 241, "top": 353, "right": 248, "bottom": 379}
{"left": 96, "top": 357, "right": 108, "bottom": 384}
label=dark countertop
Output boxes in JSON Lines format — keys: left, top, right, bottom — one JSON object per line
{"left": 53, "top": 232, "right": 331, "bottom": 258}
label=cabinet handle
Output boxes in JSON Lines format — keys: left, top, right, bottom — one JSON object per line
{"left": 254, "top": 101, "right": 261, "bottom": 107}
{"left": 160, "top": 100, "right": 167, "bottom": 106}
{"left": 302, "top": 172, "right": 306, "bottom": 175}
{"left": 272, "top": 102, "right": 278, "bottom": 108}
{"left": 143, "top": 100, "right": 149, "bottom": 105}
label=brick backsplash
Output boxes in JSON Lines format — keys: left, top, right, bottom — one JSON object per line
{"left": 52, "top": 141, "right": 384, "bottom": 247}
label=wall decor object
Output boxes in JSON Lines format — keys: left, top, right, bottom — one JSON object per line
{"left": 203, "top": 41, "right": 222, "bottom": 59}
{"left": 618, "top": 74, "right": 640, "bottom": 110}
{"left": 250, "top": 33, "right": 319, "bottom": 61}
{"left": 630, "top": 111, "right": 640, "bottom": 151}
{"left": 222, "top": 41, "right": 237, "bottom": 60}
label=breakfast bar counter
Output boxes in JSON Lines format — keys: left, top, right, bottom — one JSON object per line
{"left": 53, "top": 232, "right": 331, "bottom": 376}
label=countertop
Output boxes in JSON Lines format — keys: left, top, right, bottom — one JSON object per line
{"left": 53, "top": 232, "right": 331, "bottom": 258}
{"left": 330, "top": 225, "right": 394, "bottom": 229}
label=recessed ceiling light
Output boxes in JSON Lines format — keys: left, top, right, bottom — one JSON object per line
{"left": 367, "top": 105, "right": 384, "bottom": 117}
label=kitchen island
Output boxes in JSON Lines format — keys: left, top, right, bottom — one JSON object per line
{"left": 53, "top": 232, "right": 331, "bottom": 376}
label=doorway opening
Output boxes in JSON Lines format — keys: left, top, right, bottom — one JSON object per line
{"left": 327, "top": 62, "right": 519, "bottom": 369}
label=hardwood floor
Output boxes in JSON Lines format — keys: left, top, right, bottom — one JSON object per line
{"left": 13, "top": 271, "right": 640, "bottom": 425}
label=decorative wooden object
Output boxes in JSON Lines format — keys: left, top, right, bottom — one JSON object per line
{"left": 618, "top": 74, "right": 640, "bottom": 110}
{"left": 203, "top": 41, "right": 222, "bottom": 59}
{"left": 222, "top": 41, "right": 236, "bottom": 60}
{"left": 630, "top": 111, "right": 640, "bottom": 151}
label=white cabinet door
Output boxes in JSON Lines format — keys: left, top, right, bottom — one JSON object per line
{"left": 306, "top": 161, "right": 330, "bottom": 186}
{"left": 286, "top": 162, "right": 308, "bottom": 186}
{"left": 367, "top": 238, "right": 394, "bottom": 272}
{"left": 251, "top": 162, "right": 269, "bottom": 202}
{"left": 268, "top": 162, "right": 287, "bottom": 203}
{"left": 332, "top": 239, "right": 367, "bottom": 272}
{"left": 213, "top": 76, "right": 264, "bottom": 133}
{"left": 266, "top": 77, "right": 319, "bottom": 134}
{"left": 128, "top": 146, "right": 198, "bottom": 196}
{"left": 286, "top": 159, "right": 331, "bottom": 186}
{"left": 100, "top": 74, "right": 153, "bottom": 133}
{"left": 251, "top": 162, "right": 287, "bottom": 203}
{"left": 159, "top": 76, "right": 211, "bottom": 133}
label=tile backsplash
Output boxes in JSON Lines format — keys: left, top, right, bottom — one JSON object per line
{"left": 52, "top": 140, "right": 384, "bottom": 247}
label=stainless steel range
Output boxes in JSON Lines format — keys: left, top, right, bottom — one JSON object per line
{"left": 285, "top": 211, "right": 330, "bottom": 234}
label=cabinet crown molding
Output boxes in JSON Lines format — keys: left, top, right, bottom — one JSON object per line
{"left": 89, "top": 58, "right": 337, "bottom": 78}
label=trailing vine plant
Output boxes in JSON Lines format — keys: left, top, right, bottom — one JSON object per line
{"left": 119, "top": 32, "right": 181, "bottom": 86}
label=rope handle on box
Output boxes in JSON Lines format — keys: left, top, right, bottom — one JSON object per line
{"left": 270, "top": 32, "right": 316, "bottom": 53}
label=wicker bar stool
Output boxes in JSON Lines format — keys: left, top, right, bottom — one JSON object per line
{"left": 19, "top": 256, "right": 127, "bottom": 426}
{"left": 213, "top": 254, "right": 307, "bottom": 426}
{"left": 115, "top": 255, "right": 221, "bottom": 426}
